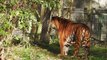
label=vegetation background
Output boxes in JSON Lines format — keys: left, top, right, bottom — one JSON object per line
{"left": 0, "top": 0, "right": 107, "bottom": 60}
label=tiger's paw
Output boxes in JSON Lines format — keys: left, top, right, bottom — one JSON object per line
{"left": 58, "top": 54, "right": 61, "bottom": 56}
{"left": 71, "top": 55, "right": 75, "bottom": 58}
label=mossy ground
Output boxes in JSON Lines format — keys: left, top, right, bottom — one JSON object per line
{"left": 5, "top": 41, "right": 107, "bottom": 60}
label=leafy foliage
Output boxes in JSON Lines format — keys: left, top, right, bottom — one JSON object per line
{"left": 0, "top": 0, "right": 61, "bottom": 60}
{"left": 0, "top": 14, "right": 12, "bottom": 36}
{"left": 0, "top": 0, "right": 107, "bottom": 60}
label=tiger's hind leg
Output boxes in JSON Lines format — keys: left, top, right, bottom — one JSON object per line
{"left": 82, "top": 40, "right": 90, "bottom": 60}
{"left": 73, "top": 42, "right": 80, "bottom": 57}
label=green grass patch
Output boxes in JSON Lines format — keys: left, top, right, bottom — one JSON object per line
{"left": 89, "top": 46, "right": 107, "bottom": 60}
{"left": 4, "top": 39, "right": 107, "bottom": 60}
{"left": 8, "top": 45, "right": 60, "bottom": 60}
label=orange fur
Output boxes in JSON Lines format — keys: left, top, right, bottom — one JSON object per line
{"left": 50, "top": 16, "right": 91, "bottom": 58}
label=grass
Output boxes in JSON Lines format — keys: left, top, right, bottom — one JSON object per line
{"left": 5, "top": 45, "right": 60, "bottom": 60}
{"left": 5, "top": 44, "right": 106, "bottom": 60}
{"left": 3, "top": 37, "right": 107, "bottom": 60}
{"left": 89, "top": 46, "right": 107, "bottom": 60}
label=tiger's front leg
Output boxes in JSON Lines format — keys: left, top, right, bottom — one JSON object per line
{"left": 59, "top": 39, "right": 70, "bottom": 56}
{"left": 59, "top": 39, "right": 65, "bottom": 56}
{"left": 63, "top": 43, "right": 70, "bottom": 55}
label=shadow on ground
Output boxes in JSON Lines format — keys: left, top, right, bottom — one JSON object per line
{"left": 31, "top": 40, "right": 107, "bottom": 60}
{"left": 89, "top": 46, "right": 107, "bottom": 60}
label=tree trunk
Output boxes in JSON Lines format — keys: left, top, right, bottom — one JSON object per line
{"left": 59, "top": 0, "right": 63, "bottom": 17}
{"left": 40, "top": 7, "right": 51, "bottom": 43}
